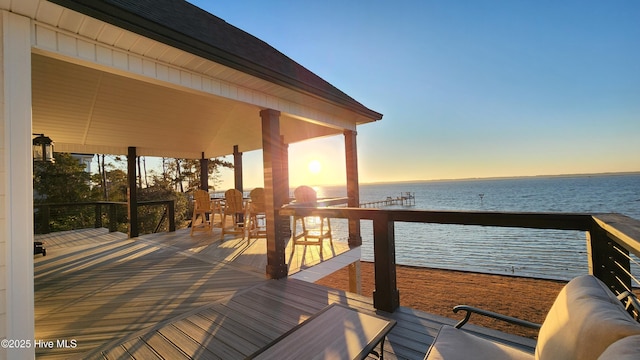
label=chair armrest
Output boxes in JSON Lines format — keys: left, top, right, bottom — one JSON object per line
{"left": 453, "top": 305, "right": 542, "bottom": 330}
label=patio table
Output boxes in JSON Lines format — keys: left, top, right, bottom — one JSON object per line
{"left": 247, "top": 303, "right": 396, "bottom": 360}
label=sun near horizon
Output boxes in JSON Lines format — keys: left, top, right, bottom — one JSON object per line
{"left": 308, "top": 160, "right": 322, "bottom": 174}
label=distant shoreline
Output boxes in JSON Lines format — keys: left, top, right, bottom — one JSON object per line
{"left": 359, "top": 171, "right": 640, "bottom": 186}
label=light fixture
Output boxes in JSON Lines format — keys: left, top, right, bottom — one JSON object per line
{"left": 32, "top": 134, "right": 54, "bottom": 163}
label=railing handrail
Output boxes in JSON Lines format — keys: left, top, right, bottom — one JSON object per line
{"left": 281, "top": 205, "right": 596, "bottom": 229}
{"left": 592, "top": 214, "right": 640, "bottom": 254}
{"left": 280, "top": 205, "right": 640, "bottom": 312}
{"left": 280, "top": 205, "right": 640, "bottom": 262}
{"left": 34, "top": 201, "right": 128, "bottom": 207}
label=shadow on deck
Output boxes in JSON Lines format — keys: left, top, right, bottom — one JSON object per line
{"left": 34, "top": 228, "right": 534, "bottom": 359}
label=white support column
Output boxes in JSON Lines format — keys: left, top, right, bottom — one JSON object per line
{"left": 1, "top": 10, "right": 35, "bottom": 359}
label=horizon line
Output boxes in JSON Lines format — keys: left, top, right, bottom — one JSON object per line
{"left": 285, "top": 170, "right": 640, "bottom": 189}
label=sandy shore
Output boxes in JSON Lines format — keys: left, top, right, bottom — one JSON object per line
{"left": 316, "top": 261, "right": 567, "bottom": 338}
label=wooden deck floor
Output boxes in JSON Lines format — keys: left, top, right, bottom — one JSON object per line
{"left": 126, "top": 227, "right": 356, "bottom": 276}
{"left": 34, "top": 228, "right": 535, "bottom": 359}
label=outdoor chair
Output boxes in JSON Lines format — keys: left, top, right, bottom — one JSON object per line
{"left": 291, "top": 185, "right": 332, "bottom": 256}
{"left": 220, "top": 188, "right": 246, "bottom": 241}
{"left": 34, "top": 241, "right": 46, "bottom": 256}
{"left": 247, "top": 187, "right": 267, "bottom": 242}
{"left": 190, "top": 189, "right": 216, "bottom": 236}
{"left": 424, "top": 274, "right": 640, "bottom": 360}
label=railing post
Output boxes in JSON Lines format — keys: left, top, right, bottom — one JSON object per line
{"left": 168, "top": 201, "right": 176, "bottom": 232}
{"left": 41, "top": 205, "right": 50, "bottom": 234}
{"left": 127, "top": 146, "right": 139, "bottom": 238}
{"left": 372, "top": 212, "right": 400, "bottom": 312}
{"left": 95, "top": 203, "right": 102, "bottom": 229}
{"left": 587, "top": 226, "right": 631, "bottom": 295}
{"left": 108, "top": 204, "right": 117, "bottom": 232}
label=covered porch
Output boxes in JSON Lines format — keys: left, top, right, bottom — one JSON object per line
{"left": 25, "top": 0, "right": 378, "bottom": 277}
{"left": 2, "top": 1, "right": 380, "bottom": 356}
{"left": 34, "top": 228, "right": 535, "bottom": 359}
{"left": 32, "top": 204, "right": 640, "bottom": 359}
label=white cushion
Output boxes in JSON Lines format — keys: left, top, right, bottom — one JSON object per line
{"left": 598, "top": 335, "right": 640, "bottom": 359}
{"left": 425, "top": 325, "right": 533, "bottom": 360}
{"left": 535, "top": 275, "right": 640, "bottom": 360}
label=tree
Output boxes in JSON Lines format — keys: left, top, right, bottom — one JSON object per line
{"left": 97, "top": 154, "right": 108, "bottom": 200}
{"left": 90, "top": 158, "right": 129, "bottom": 233}
{"left": 91, "top": 168, "right": 128, "bottom": 202}
{"left": 34, "top": 152, "right": 232, "bottom": 235}
{"left": 33, "top": 153, "right": 92, "bottom": 203}
{"left": 162, "top": 157, "right": 233, "bottom": 193}
{"left": 91, "top": 154, "right": 128, "bottom": 202}
{"left": 33, "top": 153, "right": 93, "bottom": 232}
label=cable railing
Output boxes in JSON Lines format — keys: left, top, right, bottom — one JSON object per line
{"left": 279, "top": 205, "right": 640, "bottom": 313}
{"left": 590, "top": 214, "right": 640, "bottom": 295}
{"left": 34, "top": 200, "right": 176, "bottom": 235}
{"left": 612, "top": 247, "right": 640, "bottom": 290}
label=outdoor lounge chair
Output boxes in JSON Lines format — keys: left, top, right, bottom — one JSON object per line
{"left": 291, "top": 185, "right": 332, "bottom": 256}
{"left": 247, "top": 187, "right": 267, "bottom": 242}
{"left": 190, "top": 189, "right": 214, "bottom": 235}
{"left": 221, "top": 188, "right": 246, "bottom": 241}
{"left": 424, "top": 274, "right": 640, "bottom": 360}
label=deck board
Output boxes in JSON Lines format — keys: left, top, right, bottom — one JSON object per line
{"left": 87, "top": 278, "right": 535, "bottom": 360}
{"left": 34, "top": 229, "right": 267, "bottom": 359}
{"left": 101, "top": 344, "right": 133, "bottom": 360}
{"left": 160, "top": 323, "right": 222, "bottom": 359}
{"left": 35, "top": 228, "right": 535, "bottom": 359}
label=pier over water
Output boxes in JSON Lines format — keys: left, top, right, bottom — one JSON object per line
{"left": 360, "top": 192, "right": 415, "bottom": 208}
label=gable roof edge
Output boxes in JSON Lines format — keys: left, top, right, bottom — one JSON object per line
{"left": 48, "top": 0, "right": 383, "bottom": 122}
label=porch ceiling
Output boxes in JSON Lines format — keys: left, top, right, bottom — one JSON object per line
{"left": 31, "top": 54, "right": 341, "bottom": 159}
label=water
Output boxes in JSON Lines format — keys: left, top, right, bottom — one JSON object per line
{"left": 311, "top": 173, "right": 640, "bottom": 280}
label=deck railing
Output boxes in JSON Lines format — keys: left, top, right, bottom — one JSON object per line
{"left": 34, "top": 200, "right": 176, "bottom": 235}
{"left": 280, "top": 206, "right": 640, "bottom": 313}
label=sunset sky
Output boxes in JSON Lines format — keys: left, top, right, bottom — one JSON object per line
{"left": 187, "top": 0, "right": 639, "bottom": 189}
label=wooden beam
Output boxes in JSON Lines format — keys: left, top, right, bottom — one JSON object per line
{"left": 344, "top": 130, "right": 361, "bottom": 247}
{"left": 199, "top": 152, "right": 208, "bottom": 191}
{"left": 261, "top": 109, "right": 288, "bottom": 279}
{"left": 233, "top": 145, "right": 243, "bottom": 193}
{"left": 345, "top": 130, "right": 362, "bottom": 294}
{"left": 127, "top": 146, "right": 138, "bottom": 238}
{"left": 280, "top": 207, "right": 593, "bottom": 231}
{"left": 372, "top": 212, "right": 400, "bottom": 312}
{"left": 348, "top": 261, "right": 362, "bottom": 295}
